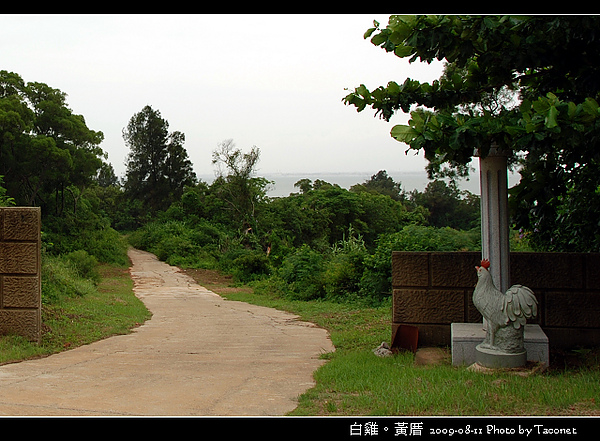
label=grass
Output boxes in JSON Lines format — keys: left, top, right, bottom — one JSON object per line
{"left": 295, "top": 351, "right": 600, "bottom": 416}
{"left": 182, "top": 268, "right": 600, "bottom": 416}
{"left": 0, "top": 262, "right": 151, "bottom": 366}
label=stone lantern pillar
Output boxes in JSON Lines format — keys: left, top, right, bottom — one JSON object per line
{"left": 477, "top": 143, "right": 511, "bottom": 295}
{"left": 475, "top": 144, "right": 511, "bottom": 334}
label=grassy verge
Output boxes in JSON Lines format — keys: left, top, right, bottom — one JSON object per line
{"left": 0, "top": 262, "right": 151, "bottom": 366}
{"left": 182, "top": 268, "right": 600, "bottom": 416}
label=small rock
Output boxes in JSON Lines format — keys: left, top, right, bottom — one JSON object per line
{"left": 467, "top": 362, "right": 491, "bottom": 373}
{"left": 373, "top": 341, "right": 393, "bottom": 357}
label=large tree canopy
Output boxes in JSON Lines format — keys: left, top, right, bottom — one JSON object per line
{"left": 123, "top": 105, "right": 196, "bottom": 213}
{"left": 344, "top": 15, "right": 600, "bottom": 251}
{"left": 0, "top": 70, "right": 105, "bottom": 210}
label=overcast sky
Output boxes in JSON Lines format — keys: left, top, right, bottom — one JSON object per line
{"left": 1, "top": 14, "right": 447, "bottom": 179}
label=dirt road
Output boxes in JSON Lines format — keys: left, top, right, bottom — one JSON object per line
{"left": 0, "top": 248, "right": 334, "bottom": 416}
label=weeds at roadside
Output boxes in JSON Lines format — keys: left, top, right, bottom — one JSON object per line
{"left": 0, "top": 261, "right": 150, "bottom": 366}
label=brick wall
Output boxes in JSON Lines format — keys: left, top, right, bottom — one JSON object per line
{"left": 0, "top": 207, "right": 41, "bottom": 343}
{"left": 392, "top": 251, "right": 600, "bottom": 350}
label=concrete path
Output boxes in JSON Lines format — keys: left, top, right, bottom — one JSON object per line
{"left": 0, "top": 249, "right": 334, "bottom": 416}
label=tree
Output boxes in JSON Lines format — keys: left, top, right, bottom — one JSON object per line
{"left": 261, "top": 181, "right": 424, "bottom": 252}
{"left": 0, "top": 70, "right": 104, "bottom": 211}
{"left": 409, "top": 179, "right": 480, "bottom": 230}
{"left": 95, "top": 162, "right": 120, "bottom": 188}
{"left": 0, "top": 176, "right": 15, "bottom": 206}
{"left": 211, "top": 139, "right": 271, "bottom": 232}
{"left": 123, "top": 105, "right": 196, "bottom": 213}
{"left": 350, "top": 170, "right": 406, "bottom": 201}
{"left": 343, "top": 15, "right": 600, "bottom": 251}
{"left": 294, "top": 178, "right": 313, "bottom": 194}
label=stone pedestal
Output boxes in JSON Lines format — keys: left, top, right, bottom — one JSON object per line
{"left": 451, "top": 323, "right": 549, "bottom": 367}
{"left": 475, "top": 344, "right": 527, "bottom": 368}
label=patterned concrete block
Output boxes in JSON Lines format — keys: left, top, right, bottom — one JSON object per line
{"left": 0, "top": 207, "right": 41, "bottom": 343}
{"left": 2, "top": 276, "right": 40, "bottom": 308}
{"left": 392, "top": 251, "right": 600, "bottom": 350}
{"left": 0, "top": 243, "right": 39, "bottom": 274}
{"left": 392, "top": 252, "right": 429, "bottom": 287}
{"left": 2, "top": 208, "right": 41, "bottom": 241}
{"left": 393, "top": 288, "right": 465, "bottom": 324}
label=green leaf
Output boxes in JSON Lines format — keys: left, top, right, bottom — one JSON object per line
{"left": 451, "top": 73, "right": 463, "bottom": 88}
{"left": 364, "top": 28, "right": 376, "bottom": 39}
{"left": 394, "top": 44, "right": 414, "bottom": 58}
{"left": 532, "top": 97, "right": 550, "bottom": 114}
{"left": 410, "top": 111, "right": 425, "bottom": 128}
{"left": 546, "top": 91, "right": 559, "bottom": 103}
{"left": 483, "top": 16, "right": 500, "bottom": 29}
{"left": 581, "top": 97, "right": 599, "bottom": 117}
{"left": 545, "top": 105, "right": 559, "bottom": 128}
{"left": 421, "top": 83, "right": 436, "bottom": 95}
{"left": 370, "top": 32, "right": 388, "bottom": 46}
{"left": 356, "top": 84, "right": 370, "bottom": 99}
{"left": 390, "top": 124, "right": 418, "bottom": 143}
{"left": 567, "top": 101, "right": 577, "bottom": 119}
{"left": 389, "top": 15, "right": 417, "bottom": 28}
{"left": 386, "top": 81, "right": 400, "bottom": 94}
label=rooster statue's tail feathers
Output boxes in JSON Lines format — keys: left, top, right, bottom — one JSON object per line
{"left": 503, "top": 285, "right": 538, "bottom": 329}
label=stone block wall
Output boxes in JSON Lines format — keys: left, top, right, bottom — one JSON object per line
{"left": 0, "top": 207, "right": 42, "bottom": 342}
{"left": 392, "top": 251, "right": 600, "bottom": 350}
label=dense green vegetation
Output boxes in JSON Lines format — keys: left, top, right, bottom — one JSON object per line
{"left": 127, "top": 166, "right": 484, "bottom": 305}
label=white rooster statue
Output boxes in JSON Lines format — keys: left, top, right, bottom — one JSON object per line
{"left": 473, "top": 259, "right": 538, "bottom": 354}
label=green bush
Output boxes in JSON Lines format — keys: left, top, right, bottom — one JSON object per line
{"left": 323, "top": 253, "right": 364, "bottom": 302}
{"left": 44, "top": 223, "right": 129, "bottom": 267}
{"left": 41, "top": 253, "right": 98, "bottom": 305}
{"left": 358, "top": 225, "right": 481, "bottom": 301}
{"left": 377, "top": 224, "right": 480, "bottom": 252}
{"left": 63, "top": 250, "right": 100, "bottom": 284}
{"left": 127, "top": 222, "right": 159, "bottom": 250}
{"left": 323, "top": 229, "right": 369, "bottom": 302}
{"left": 128, "top": 219, "right": 225, "bottom": 269}
{"left": 276, "top": 245, "right": 326, "bottom": 300}
{"left": 124, "top": 177, "right": 487, "bottom": 307}
{"left": 76, "top": 228, "right": 129, "bottom": 266}
{"left": 155, "top": 235, "right": 197, "bottom": 263}
{"left": 230, "top": 250, "right": 270, "bottom": 283}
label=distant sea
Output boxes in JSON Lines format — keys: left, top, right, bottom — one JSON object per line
{"left": 197, "top": 170, "right": 521, "bottom": 198}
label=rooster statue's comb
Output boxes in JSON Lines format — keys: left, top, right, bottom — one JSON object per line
{"left": 480, "top": 259, "right": 490, "bottom": 269}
